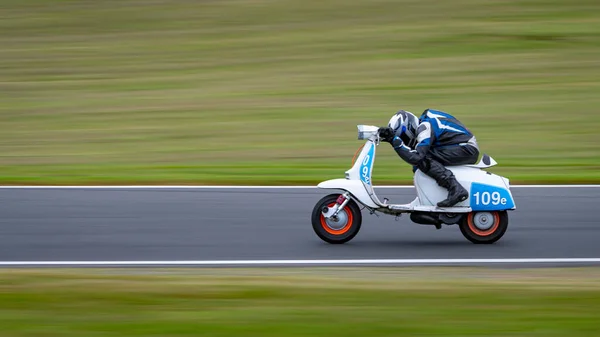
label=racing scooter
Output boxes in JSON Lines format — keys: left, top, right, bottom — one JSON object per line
{"left": 311, "top": 125, "right": 516, "bottom": 244}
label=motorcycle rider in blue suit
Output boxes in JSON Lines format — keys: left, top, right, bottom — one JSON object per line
{"left": 379, "top": 109, "right": 480, "bottom": 207}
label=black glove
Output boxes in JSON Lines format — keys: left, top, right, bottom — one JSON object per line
{"left": 378, "top": 127, "right": 395, "bottom": 143}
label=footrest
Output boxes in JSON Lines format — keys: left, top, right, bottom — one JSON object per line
{"left": 413, "top": 205, "right": 472, "bottom": 213}
{"left": 387, "top": 204, "right": 414, "bottom": 211}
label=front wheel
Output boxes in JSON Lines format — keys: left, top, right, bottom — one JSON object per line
{"left": 311, "top": 194, "right": 362, "bottom": 244}
{"left": 459, "top": 211, "right": 508, "bottom": 244}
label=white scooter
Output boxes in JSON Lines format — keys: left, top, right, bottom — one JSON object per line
{"left": 311, "top": 125, "right": 516, "bottom": 244}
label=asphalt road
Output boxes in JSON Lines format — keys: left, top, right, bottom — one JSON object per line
{"left": 0, "top": 187, "right": 598, "bottom": 265}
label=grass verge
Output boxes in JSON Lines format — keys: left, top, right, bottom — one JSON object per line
{"left": 1, "top": 268, "right": 600, "bottom": 336}
{"left": 1, "top": 0, "right": 599, "bottom": 184}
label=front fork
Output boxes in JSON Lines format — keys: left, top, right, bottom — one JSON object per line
{"left": 322, "top": 192, "right": 351, "bottom": 220}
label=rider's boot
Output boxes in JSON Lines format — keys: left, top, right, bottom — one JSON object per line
{"left": 420, "top": 158, "right": 469, "bottom": 207}
{"left": 436, "top": 173, "right": 469, "bottom": 207}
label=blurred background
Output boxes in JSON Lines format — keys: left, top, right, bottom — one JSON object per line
{"left": 1, "top": 0, "right": 599, "bottom": 185}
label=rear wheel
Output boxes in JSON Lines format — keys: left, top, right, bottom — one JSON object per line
{"left": 459, "top": 211, "right": 508, "bottom": 244}
{"left": 311, "top": 194, "right": 362, "bottom": 244}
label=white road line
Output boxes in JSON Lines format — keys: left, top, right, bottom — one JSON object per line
{"left": 1, "top": 258, "right": 600, "bottom": 266}
{"left": 0, "top": 185, "right": 598, "bottom": 189}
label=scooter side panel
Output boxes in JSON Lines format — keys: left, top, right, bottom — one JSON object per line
{"left": 415, "top": 166, "right": 515, "bottom": 210}
{"left": 414, "top": 171, "right": 469, "bottom": 207}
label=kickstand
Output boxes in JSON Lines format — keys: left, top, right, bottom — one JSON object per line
{"left": 368, "top": 208, "right": 380, "bottom": 217}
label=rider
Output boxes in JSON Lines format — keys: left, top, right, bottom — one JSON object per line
{"left": 379, "top": 109, "right": 480, "bottom": 207}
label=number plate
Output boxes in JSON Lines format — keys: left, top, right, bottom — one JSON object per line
{"left": 470, "top": 182, "right": 515, "bottom": 211}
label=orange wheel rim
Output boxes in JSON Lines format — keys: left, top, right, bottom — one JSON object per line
{"left": 320, "top": 202, "right": 353, "bottom": 235}
{"left": 467, "top": 212, "right": 500, "bottom": 237}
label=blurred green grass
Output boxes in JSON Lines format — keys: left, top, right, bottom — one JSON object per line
{"left": 1, "top": 0, "right": 599, "bottom": 185}
{"left": 1, "top": 268, "right": 600, "bottom": 336}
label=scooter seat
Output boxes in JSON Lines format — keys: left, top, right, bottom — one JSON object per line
{"left": 460, "top": 154, "right": 497, "bottom": 169}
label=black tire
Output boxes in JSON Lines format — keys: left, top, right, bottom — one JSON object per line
{"left": 311, "top": 194, "right": 362, "bottom": 244}
{"left": 459, "top": 210, "right": 508, "bottom": 244}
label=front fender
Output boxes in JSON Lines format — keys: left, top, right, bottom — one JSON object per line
{"left": 317, "top": 179, "right": 378, "bottom": 208}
